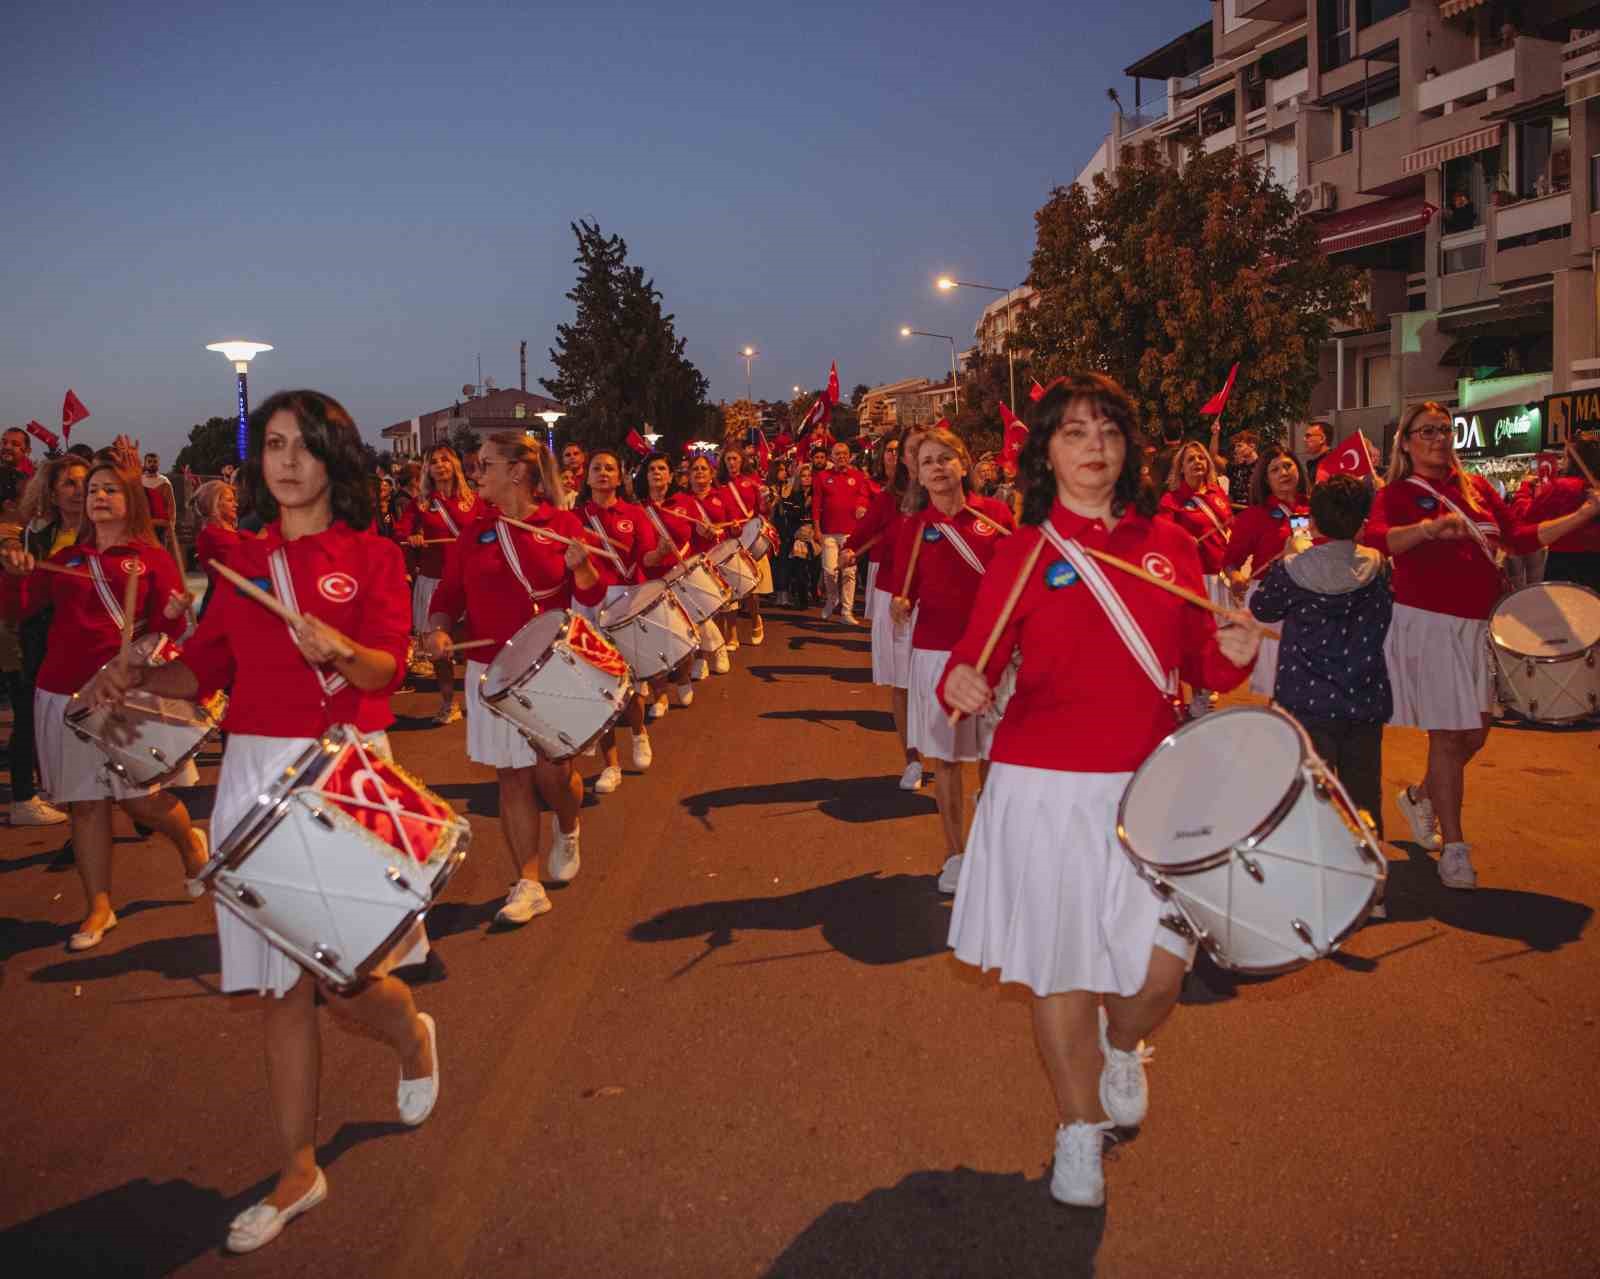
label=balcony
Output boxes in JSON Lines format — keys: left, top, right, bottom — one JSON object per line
{"left": 1237, "top": 0, "right": 1306, "bottom": 20}
{"left": 1495, "top": 189, "right": 1573, "bottom": 242}
{"left": 1417, "top": 38, "right": 1562, "bottom": 119}
{"left": 1204, "top": 125, "right": 1240, "bottom": 154}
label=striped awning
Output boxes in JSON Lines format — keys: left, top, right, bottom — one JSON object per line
{"left": 1439, "top": 0, "right": 1487, "bottom": 17}
{"left": 1402, "top": 124, "right": 1502, "bottom": 175}
{"left": 1318, "top": 195, "right": 1439, "bottom": 255}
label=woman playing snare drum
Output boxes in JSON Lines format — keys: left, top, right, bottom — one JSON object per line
{"left": 1365, "top": 402, "right": 1599, "bottom": 890}
{"left": 1517, "top": 437, "right": 1600, "bottom": 592}
{"left": 667, "top": 455, "right": 737, "bottom": 673}
{"left": 636, "top": 451, "right": 704, "bottom": 702}
{"left": 423, "top": 432, "right": 600, "bottom": 925}
{"left": 716, "top": 445, "right": 772, "bottom": 648}
{"left": 1157, "top": 440, "right": 1234, "bottom": 716}
{"left": 83, "top": 390, "right": 437, "bottom": 1254}
{"left": 940, "top": 374, "right": 1262, "bottom": 1208}
{"left": 1222, "top": 445, "right": 1310, "bottom": 698}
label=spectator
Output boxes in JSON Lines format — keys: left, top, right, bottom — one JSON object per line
{"left": 1220, "top": 430, "right": 1260, "bottom": 507}
{"left": 141, "top": 452, "right": 181, "bottom": 562}
{"left": 460, "top": 443, "right": 482, "bottom": 492}
{"left": 1443, "top": 189, "right": 1477, "bottom": 234}
{"left": 813, "top": 440, "right": 874, "bottom": 623}
{"left": 1, "top": 427, "right": 35, "bottom": 479}
{"left": 1301, "top": 422, "right": 1331, "bottom": 480}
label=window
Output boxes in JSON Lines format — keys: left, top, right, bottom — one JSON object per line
{"left": 1442, "top": 148, "right": 1499, "bottom": 232}
{"left": 1340, "top": 86, "right": 1399, "bottom": 151}
{"left": 1441, "top": 239, "right": 1486, "bottom": 274}
{"left": 1357, "top": 0, "right": 1407, "bottom": 28}
{"left": 1591, "top": 154, "right": 1600, "bottom": 210}
{"left": 1321, "top": 0, "right": 1353, "bottom": 69}
{"left": 1361, "top": 354, "right": 1392, "bottom": 409}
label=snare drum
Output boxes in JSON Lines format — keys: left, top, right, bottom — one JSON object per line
{"left": 201, "top": 725, "right": 470, "bottom": 992}
{"left": 707, "top": 539, "right": 760, "bottom": 601}
{"left": 737, "top": 515, "right": 777, "bottom": 561}
{"left": 598, "top": 580, "right": 699, "bottom": 679}
{"left": 65, "top": 633, "right": 225, "bottom": 786}
{"left": 1117, "top": 706, "right": 1386, "bottom": 975}
{"left": 663, "top": 555, "right": 733, "bottom": 624}
{"left": 1489, "top": 581, "right": 1600, "bottom": 723}
{"left": 479, "top": 609, "right": 634, "bottom": 760}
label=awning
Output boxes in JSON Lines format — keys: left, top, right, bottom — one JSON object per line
{"left": 1401, "top": 124, "right": 1502, "bottom": 175}
{"left": 1317, "top": 195, "right": 1438, "bottom": 255}
{"left": 1439, "top": 0, "right": 1486, "bottom": 17}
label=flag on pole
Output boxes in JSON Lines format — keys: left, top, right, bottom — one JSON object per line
{"left": 25, "top": 420, "right": 60, "bottom": 451}
{"left": 826, "top": 361, "right": 840, "bottom": 407}
{"left": 1317, "top": 429, "right": 1377, "bottom": 482}
{"left": 999, "top": 403, "right": 1028, "bottom": 475}
{"left": 1200, "top": 364, "right": 1239, "bottom": 417}
{"left": 755, "top": 430, "right": 772, "bottom": 475}
{"left": 61, "top": 389, "right": 90, "bottom": 438}
{"left": 624, "top": 428, "right": 651, "bottom": 457}
{"left": 800, "top": 394, "right": 831, "bottom": 434}
{"left": 1028, "top": 377, "right": 1046, "bottom": 403}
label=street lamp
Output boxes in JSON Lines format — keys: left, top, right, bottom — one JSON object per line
{"left": 739, "top": 346, "right": 760, "bottom": 404}
{"left": 536, "top": 409, "right": 565, "bottom": 453}
{"left": 205, "top": 340, "right": 272, "bottom": 461}
{"left": 937, "top": 275, "right": 1018, "bottom": 411}
{"left": 900, "top": 327, "right": 960, "bottom": 412}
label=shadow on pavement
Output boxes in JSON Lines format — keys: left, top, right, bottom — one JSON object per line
{"left": 0, "top": 1120, "right": 408, "bottom": 1275}
{"left": 630, "top": 871, "right": 952, "bottom": 968}
{"left": 745, "top": 664, "right": 872, "bottom": 685}
{"left": 33, "top": 930, "right": 219, "bottom": 985}
{"left": 426, "top": 780, "right": 501, "bottom": 817}
{"left": 0, "top": 916, "right": 76, "bottom": 966}
{"left": 764, "top": 1167, "right": 1105, "bottom": 1279}
{"left": 784, "top": 635, "right": 872, "bottom": 654}
{"left": 759, "top": 709, "right": 895, "bottom": 733}
{"left": 1384, "top": 844, "right": 1592, "bottom": 952}
{"left": 0, "top": 846, "right": 73, "bottom": 875}
{"left": 682, "top": 776, "right": 935, "bottom": 825}
{"left": 423, "top": 896, "right": 507, "bottom": 941}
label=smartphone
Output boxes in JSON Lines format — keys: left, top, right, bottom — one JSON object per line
{"left": 1290, "top": 515, "right": 1312, "bottom": 536}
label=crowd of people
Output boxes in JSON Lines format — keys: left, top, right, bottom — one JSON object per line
{"left": 1, "top": 376, "right": 1596, "bottom": 1238}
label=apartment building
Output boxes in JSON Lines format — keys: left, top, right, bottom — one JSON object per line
{"left": 1076, "top": 0, "right": 1600, "bottom": 480}
{"left": 856, "top": 377, "right": 960, "bottom": 433}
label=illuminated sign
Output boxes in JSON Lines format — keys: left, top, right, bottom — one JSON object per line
{"left": 1450, "top": 405, "right": 1542, "bottom": 459}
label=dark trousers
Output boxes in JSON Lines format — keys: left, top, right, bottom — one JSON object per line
{"left": 5, "top": 670, "right": 38, "bottom": 804}
{"left": 1299, "top": 716, "right": 1383, "bottom": 837}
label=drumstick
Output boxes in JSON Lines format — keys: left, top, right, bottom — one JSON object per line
{"left": 444, "top": 638, "right": 499, "bottom": 653}
{"left": 33, "top": 561, "right": 94, "bottom": 582}
{"left": 209, "top": 558, "right": 359, "bottom": 659}
{"left": 963, "top": 505, "right": 1012, "bottom": 537}
{"left": 898, "top": 527, "right": 924, "bottom": 598}
{"left": 497, "top": 516, "right": 628, "bottom": 570}
{"left": 422, "top": 538, "right": 456, "bottom": 544}
{"left": 947, "top": 534, "right": 1046, "bottom": 727}
{"left": 1567, "top": 439, "right": 1599, "bottom": 490}
{"left": 1079, "top": 545, "right": 1280, "bottom": 640}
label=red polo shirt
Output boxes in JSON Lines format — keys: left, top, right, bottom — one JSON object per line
{"left": 1224, "top": 498, "right": 1309, "bottom": 581}
{"left": 813, "top": 466, "right": 876, "bottom": 536}
{"left": 891, "top": 495, "right": 1015, "bottom": 650}
{"left": 394, "top": 489, "right": 485, "bottom": 579}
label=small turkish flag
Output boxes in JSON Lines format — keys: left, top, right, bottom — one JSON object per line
{"left": 999, "top": 403, "right": 1028, "bottom": 475}
{"left": 25, "top": 420, "right": 60, "bottom": 450}
{"left": 624, "top": 428, "right": 650, "bottom": 457}
{"left": 1028, "top": 377, "right": 1046, "bottom": 403}
{"left": 755, "top": 430, "right": 772, "bottom": 475}
{"left": 1317, "top": 429, "right": 1377, "bottom": 482}
{"left": 1200, "top": 364, "right": 1239, "bottom": 417}
{"left": 826, "top": 361, "right": 840, "bottom": 406}
{"left": 1534, "top": 450, "right": 1562, "bottom": 486}
{"left": 801, "top": 395, "right": 831, "bottom": 433}
{"left": 62, "top": 389, "right": 90, "bottom": 438}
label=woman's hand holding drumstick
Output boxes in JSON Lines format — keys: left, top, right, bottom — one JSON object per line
{"left": 1077, "top": 545, "right": 1278, "bottom": 643}
{"left": 497, "top": 514, "right": 628, "bottom": 571}
{"left": 946, "top": 534, "right": 1046, "bottom": 725}
{"left": 209, "top": 559, "right": 357, "bottom": 662}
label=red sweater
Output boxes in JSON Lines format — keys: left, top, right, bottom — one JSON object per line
{"left": 1157, "top": 482, "right": 1233, "bottom": 573}
{"left": 846, "top": 488, "right": 902, "bottom": 571}
{"left": 1361, "top": 471, "right": 1538, "bottom": 619}
{"left": 638, "top": 498, "right": 695, "bottom": 579}
{"left": 1223, "top": 498, "right": 1309, "bottom": 581}
{"left": 937, "top": 504, "right": 1250, "bottom": 772}
{"left": 666, "top": 490, "right": 733, "bottom": 555}
{"left": 194, "top": 522, "right": 243, "bottom": 593}
{"left": 812, "top": 466, "right": 876, "bottom": 536}
{"left": 182, "top": 521, "right": 409, "bottom": 736}
{"left": 1518, "top": 477, "right": 1600, "bottom": 554}
{"left": 891, "top": 495, "right": 1016, "bottom": 650}
{"left": 394, "top": 489, "right": 485, "bottom": 579}
{"left": 577, "top": 498, "right": 659, "bottom": 589}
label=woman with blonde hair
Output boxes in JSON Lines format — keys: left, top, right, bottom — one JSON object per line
{"left": 192, "top": 478, "right": 245, "bottom": 601}
{"left": 1365, "top": 401, "right": 1598, "bottom": 889}
{"left": 1158, "top": 439, "right": 1234, "bottom": 714}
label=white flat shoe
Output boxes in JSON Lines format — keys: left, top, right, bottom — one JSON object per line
{"left": 68, "top": 912, "right": 117, "bottom": 952}
{"left": 226, "top": 1169, "right": 327, "bottom": 1254}
{"left": 185, "top": 829, "right": 210, "bottom": 897}
{"left": 397, "top": 1013, "right": 440, "bottom": 1127}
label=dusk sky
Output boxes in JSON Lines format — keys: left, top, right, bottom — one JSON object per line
{"left": 4, "top": 0, "right": 1205, "bottom": 458}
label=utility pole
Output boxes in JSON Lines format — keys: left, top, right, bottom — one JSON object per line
{"left": 520, "top": 340, "right": 527, "bottom": 391}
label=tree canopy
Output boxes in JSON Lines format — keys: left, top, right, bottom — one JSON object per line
{"left": 1016, "top": 143, "right": 1362, "bottom": 444}
{"left": 173, "top": 417, "right": 240, "bottom": 477}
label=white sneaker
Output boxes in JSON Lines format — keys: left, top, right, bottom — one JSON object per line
{"left": 749, "top": 620, "right": 765, "bottom": 646}
{"left": 594, "top": 765, "right": 623, "bottom": 794}
{"left": 725, "top": 633, "right": 740, "bottom": 652}
{"left": 1438, "top": 842, "right": 1477, "bottom": 891}
{"left": 632, "top": 731, "right": 653, "bottom": 770}
{"left": 1050, "top": 1121, "right": 1113, "bottom": 1207}
{"left": 898, "top": 761, "right": 923, "bottom": 791}
{"left": 1396, "top": 787, "right": 1442, "bottom": 850}
{"left": 820, "top": 605, "right": 836, "bottom": 619}
{"left": 547, "top": 818, "right": 581, "bottom": 883}
{"left": 1097, "top": 1006, "right": 1151, "bottom": 1128}
{"left": 496, "top": 878, "right": 551, "bottom": 925}
{"left": 646, "top": 694, "right": 668, "bottom": 721}
{"left": 184, "top": 828, "right": 210, "bottom": 898}
{"left": 711, "top": 648, "right": 731, "bottom": 675}
{"left": 672, "top": 683, "right": 695, "bottom": 707}
{"left": 11, "top": 796, "right": 67, "bottom": 827}
{"left": 691, "top": 657, "right": 709, "bottom": 681}
{"left": 937, "top": 853, "right": 963, "bottom": 895}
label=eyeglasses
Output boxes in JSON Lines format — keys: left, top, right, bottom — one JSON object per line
{"left": 1407, "top": 425, "right": 1452, "bottom": 441}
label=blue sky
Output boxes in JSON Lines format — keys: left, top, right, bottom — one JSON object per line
{"left": 3, "top": 0, "right": 1206, "bottom": 458}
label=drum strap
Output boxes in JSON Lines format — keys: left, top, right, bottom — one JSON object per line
{"left": 933, "top": 520, "right": 987, "bottom": 576}
{"left": 1404, "top": 476, "right": 1499, "bottom": 564}
{"left": 434, "top": 497, "right": 461, "bottom": 539}
{"left": 1039, "top": 525, "right": 1177, "bottom": 699}
{"left": 585, "top": 511, "right": 633, "bottom": 581}
{"left": 494, "top": 519, "right": 567, "bottom": 606}
{"left": 1187, "top": 490, "right": 1229, "bottom": 539}
{"left": 726, "top": 481, "right": 751, "bottom": 519}
{"left": 268, "top": 548, "right": 350, "bottom": 699}
{"left": 644, "top": 504, "right": 688, "bottom": 561}
{"left": 86, "top": 554, "right": 143, "bottom": 638}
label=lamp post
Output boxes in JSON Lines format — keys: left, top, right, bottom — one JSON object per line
{"left": 739, "top": 346, "right": 760, "bottom": 405}
{"left": 205, "top": 341, "right": 272, "bottom": 461}
{"left": 900, "top": 327, "right": 961, "bottom": 414}
{"left": 938, "top": 276, "right": 1017, "bottom": 411}
{"left": 536, "top": 409, "right": 565, "bottom": 454}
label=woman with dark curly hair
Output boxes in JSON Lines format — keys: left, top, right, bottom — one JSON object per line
{"left": 939, "top": 373, "right": 1262, "bottom": 1209}
{"left": 1222, "top": 444, "right": 1310, "bottom": 697}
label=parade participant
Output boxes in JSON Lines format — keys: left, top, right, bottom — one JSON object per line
{"left": 888, "top": 426, "right": 1014, "bottom": 893}
{"left": 1518, "top": 438, "right": 1600, "bottom": 591}
{"left": 2, "top": 459, "right": 208, "bottom": 949}
{"left": 814, "top": 439, "right": 875, "bottom": 623}
{"left": 192, "top": 479, "right": 243, "bottom": 602}
{"left": 716, "top": 444, "right": 771, "bottom": 647}
{"left": 83, "top": 389, "right": 438, "bottom": 1253}
{"left": 1222, "top": 445, "right": 1309, "bottom": 698}
{"left": 667, "top": 454, "right": 736, "bottom": 671}
{"left": 939, "top": 373, "right": 1261, "bottom": 1208}
{"left": 574, "top": 447, "right": 662, "bottom": 792}
{"left": 395, "top": 445, "right": 484, "bottom": 725}
{"left": 1367, "top": 403, "right": 1599, "bottom": 889}
{"left": 844, "top": 426, "right": 922, "bottom": 790}
{"left": 1158, "top": 440, "right": 1233, "bottom": 715}
{"left": 636, "top": 451, "right": 699, "bottom": 710}
{"left": 560, "top": 442, "right": 587, "bottom": 510}
{"left": 460, "top": 442, "right": 483, "bottom": 492}
{"left": 424, "top": 432, "right": 597, "bottom": 923}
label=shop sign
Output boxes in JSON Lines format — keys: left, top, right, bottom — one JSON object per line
{"left": 1543, "top": 391, "right": 1600, "bottom": 445}
{"left": 1451, "top": 404, "right": 1542, "bottom": 458}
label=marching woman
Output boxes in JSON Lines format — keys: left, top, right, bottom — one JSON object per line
{"left": 575, "top": 447, "right": 664, "bottom": 794}
{"left": 1, "top": 459, "right": 209, "bottom": 949}
{"left": 939, "top": 374, "right": 1262, "bottom": 1207}
{"left": 1366, "top": 402, "right": 1598, "bottom": 890}
{"left": 82, "top": 391, "right": 438, "bottom": 1252}
{"left": 1158, "top": 440, "right": 1234, "bottom": 715}
{"left": 888, "top": 425, "right": 1014, "bottom": 893}
{"left": 636, "top": 450, "right": 701, "bottom": 707}
{"left": 844, "top": 426, "right": 923, "bottom": 791}
{"left": 1222, "top": 445, "right": 1309, "bottom": 698}
{"left": 423, "top": 433, "right": 598, "bottom": 924}
{"left": 716, "top": 445, "right": 772, "bottom": 647}
{"left": 192, "top": 478, "right": 244, "bottom": 607}
{"left": 395, "top": 445, "right": 483, "bottom": 725}
{"left": 667, "top": 454, "right": 737, "bottom": 673}
{"left": 1518, "top": 437, "right": 1600, "bottom": 591}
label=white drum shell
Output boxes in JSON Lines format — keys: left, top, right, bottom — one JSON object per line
{"left": 737, "top": 516, "right": 773, "bottom": 560}
{"left": 480, "top": 611, "right": 634, "bottom": 760}
{"left": 599, "top": 582, "right": 699, "bottom": 679}
{"left": 1489, "top": 582, "right": 1600, "bottom": 723}
{"left": 707, "top": 541, "right": 760, "bottom": 601}
{"left": 663, "top": 557, "right": 732, "bottom": 624}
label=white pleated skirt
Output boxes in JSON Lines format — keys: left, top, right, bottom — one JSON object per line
{"left": 412, "top": 574, "right": 441, "bottom": 635}
{"left": 906, "top": 646, "right": 981, "bottom": 763}
{"left": 862, "top": 562, "right": 880, "bottom": 616}
{"left": 464, "top": 659, "right": 541, "bottom": 769}
{"left": 571, "top": 584, "right": 630, "bottom": 628}
{"left": 211, "top": 731, "right": 427, "bottom": 997}
{"left": 752, "top": 553, "right": 774, "bottom": 596}
{"left": 34, "top": 688, "right": 197, "bottom": 804}
{"left": 1385, "top": 603, "right": 1492, "bottom": 731}
{"left": 870, "top": 595, "right": 915, "bottom": 688}
{"left": 948, "top": 763, "right": 1195, "bottom": 997}
{"left": 1243, "top": 579, "right": 1280, "bottom": 698}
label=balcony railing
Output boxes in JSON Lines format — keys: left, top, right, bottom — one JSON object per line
{"left": 1417, "top": 47, "right": 1515, "bottom": 115}
{"left": 1494, "top": 189, "right": 1572, "bottom": 241}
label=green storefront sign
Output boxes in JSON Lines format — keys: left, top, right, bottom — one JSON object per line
{"left": 1450, "top": 404, "right": 1542, "bottom": 459}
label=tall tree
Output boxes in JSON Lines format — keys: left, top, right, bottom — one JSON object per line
{"left": 542, "top": 220, "right": 710, "bottom": 454}
{"left": 1017, "top": 143, "right": 1362, "bottom": 444}
{"left": 173, "top": 416, "right": 240, "bottom": 477}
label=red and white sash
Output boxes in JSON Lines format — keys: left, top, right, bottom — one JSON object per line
{"left": 268, "top": 547, "right": 349, "bottom": 699}
{"left": 644, "top": 504, "right": 688, "bottom": 560}
{"left": 1187, "top": 488, "right": 1230, "bottom": 540}
{"left": 495, "top": 519, "right": 567, "bottom": 606}
{"left": 585, "top": 511, "right": 628, "bottom": 577}
{"left": 86, "top": 554, "right": 142, "bottom": 638}
{"left": 1405, "top": 476, "right": 1498, "bottom": 564}
{"left": 432, "top": 495, "right": 464, "bottom": 539}
{"left": 725, "top": 481, "right": 752, "bottom": 520}
{"left": 932, "top": 518, "right": 987, "bottom": 576}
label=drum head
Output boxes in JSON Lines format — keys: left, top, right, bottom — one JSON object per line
{"left": 1119, "top": 708, "right": 1306, "bottom": 870}
{"left": 599, "top": 580, "right": 669, "bottom": 628}
{"left": 1490, "top": 582, "right": 1600, "bottom": 658}
{"left": 483, "top": 610, "right": 568, "bottom": 699}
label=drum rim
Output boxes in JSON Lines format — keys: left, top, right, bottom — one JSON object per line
{"left": 480, "top": 609, "right": 576, "bottom": 702}
{"left": 199, "top": 728, "right": 349, "bottom": 882}
{"left": 1488, "top": 580, "right": 1600, "bottom": 662}
{"left": 597, "top": 578, "right": 671, "bottom": 627}
{"left": 602, "top": 591, "right": 697, "bottom": 679}
{"left": 1115, "top": 705, "right": 1312, "bottom": 875}
{"left": 478, "top": 614, "right": 636, "bottom": 760}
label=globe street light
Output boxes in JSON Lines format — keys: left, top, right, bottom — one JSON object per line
{"left": 205, "top": 340, "right": 272, "bottom": 461}
{"left": 739, "top": 346, "right": 760, "bottom": 404}
{"left": 936, "top": 275, "right": 1018, "bottom": 411}
{"left": 536, "top": 409, "right": 565, "bottom": 454}
{"left": 900, "top": 327, "right": 960, "bottom": 413}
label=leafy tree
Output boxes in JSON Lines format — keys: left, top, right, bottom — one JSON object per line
{"left": 448, "top": 422, "right": 478, "bottom": 457}
{"left": 542, "top": 220, "right": 711, "bottom": 456}
{"left": 173, "top": 417, "right": 240, "bottom": 477}
{"left": 721, "top": 399, "right": 761, "bottom": 445}
{"left": 849, "top": 383, "right": 870, "bottom": 409}
{"left": 1017, "top": 142, "right": 1362, "bottom": 446}
{"left": 945, "top": 351, "right": 1022, "bottom": 458}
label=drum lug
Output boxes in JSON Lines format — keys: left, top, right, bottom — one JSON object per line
{"left": 1159, "top": 913, "right": 1197, "bottom": 942}
{"left": 313, "top": 944, "right": 341, "bottom": 968}
{"left": 1237, "top": 852, "right": 1264, "bottom": 883}
{"left": 1311, "top": 776, "right": 1331, "bottom": 802}
{"left": 310, "top": 807, "right": 336, "bottom": 830}
{"left": 1290, "top": 919, "right": 1321, "bottom": 954}
{"left": 148, "top": 746, "right": 169, "bottom": 765}
{"left": 234, "top": 885, "right": 263, "bottom": 909}
{"left": 514, "top": 692, "right": 533, "bottom": 710}
{"left": 386, "top": 865, "right": 413, "bottom": 893}
{"left": 1528, "top": 698, "right": 1539, "bottom": 716}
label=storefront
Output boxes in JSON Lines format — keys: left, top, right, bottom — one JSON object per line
{"left": 1450, "top": 400, "right": 1544, "bottom": 487}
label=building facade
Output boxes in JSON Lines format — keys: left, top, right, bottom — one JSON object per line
{"left": 380, "top": 387, "right": 564, "bottom": 457}
{"left": 857, "top": 377, "right": 960, "bottom": 433}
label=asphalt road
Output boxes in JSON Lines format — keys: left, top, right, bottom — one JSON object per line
{"left": 1, "top": 604, "right": 1597, "bottom": 1278}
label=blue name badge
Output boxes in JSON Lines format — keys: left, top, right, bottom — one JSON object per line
{"left": 1044, "top": 559, "right": 1079, "bottom": 589}
{"left": 478, "top": 527, "right": 499, "bottom": 544}
{"left": 922, "top": 526, "right": 942, "bottom": 543}
{"left": 1270, "top": 508, "right": 1285, "bottom": 521}
{"left": 1416, "top": 495, "right": 1437, "bottom": 512}
{"left": 64, "top": 557, "right": 84, "bottom": 568}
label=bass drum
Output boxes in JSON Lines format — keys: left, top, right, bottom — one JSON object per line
{"left": 1489, "top": 581, "right": 1600, "bottom": 723}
